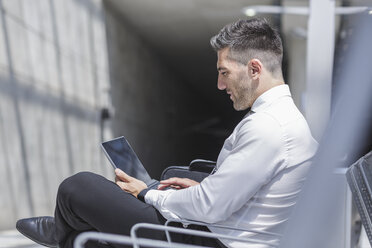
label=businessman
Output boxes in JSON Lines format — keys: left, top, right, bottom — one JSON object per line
{"left": 16, "top": 18, "right": 317, "bottom": 248}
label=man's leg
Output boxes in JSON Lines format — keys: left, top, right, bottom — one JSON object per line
{"left": 54, "top": 172, "right": 166, "bottom": 247}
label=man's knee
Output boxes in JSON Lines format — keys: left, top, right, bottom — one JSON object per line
{"left": 57, "top": 172, "right": 98, "bottom": 200}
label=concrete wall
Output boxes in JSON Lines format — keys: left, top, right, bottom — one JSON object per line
{"left": 0, "top": 0, "right": 112, "bottom": 230}
{"left": 104, "top": 2, "right": 219, "bottom": 179}
{"left": 0, "top": 0, "right": 220, "bottom": 231}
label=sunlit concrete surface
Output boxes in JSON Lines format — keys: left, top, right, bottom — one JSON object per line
{"left": 0, "top": 229, "right": 42, "bottom": 248}
{"left": 358, "top": 227, "right": 370, "bottom": 248}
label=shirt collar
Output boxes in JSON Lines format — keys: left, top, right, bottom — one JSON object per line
{"left": 250, "top": 84, "right": 291, "bottom": 113}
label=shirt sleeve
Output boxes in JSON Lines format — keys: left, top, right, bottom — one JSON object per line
{"left": 145, "top": 113, "right": 287, "bottom": 223}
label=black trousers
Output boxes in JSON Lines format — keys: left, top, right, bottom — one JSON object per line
{"left": 54, "top": 172, "right": 226, "bottom": 248}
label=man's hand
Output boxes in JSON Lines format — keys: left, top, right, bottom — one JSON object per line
{"left": 158, "top": 177, "right": 200, "bottom": 190}
{"left": 115, "top": 168, "right": 147, "bottom": 198}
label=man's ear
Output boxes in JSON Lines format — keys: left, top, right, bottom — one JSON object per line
{"left": 248, "top": 59, "right": 262, "bottom": 80}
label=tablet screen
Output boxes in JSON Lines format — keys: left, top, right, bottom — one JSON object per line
{"left": 101, "top": 137, "right": 152, "bottom": 184}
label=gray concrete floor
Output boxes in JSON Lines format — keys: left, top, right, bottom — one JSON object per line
{"left": 0, "top": 229, "right": 42, "bottom": 248}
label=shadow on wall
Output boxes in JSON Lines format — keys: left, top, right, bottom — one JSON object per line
{"left": 103, "top": 1, "right": 228, "bottom": 179}
{"left": 0, "top": 0, "right": 233, "bottom": 231}
{"left": 0, "top": 0, "right": 111, "bottom": 230}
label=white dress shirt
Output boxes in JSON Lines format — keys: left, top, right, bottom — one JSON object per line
{"left": 145, "top": 85, "right": 318, "bottom": 247}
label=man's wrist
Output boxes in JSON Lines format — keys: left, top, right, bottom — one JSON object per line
{"left": 137, "top": 188, "right": 151, "bottom": 202}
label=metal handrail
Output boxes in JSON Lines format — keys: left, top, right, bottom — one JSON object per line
{"left": 73, "top": 231, "right": 208, "bottom": 248}
{"left": 73, "top": 222, "right": 279, "bottom": 248}
{"left": 130, "top": 222, "right": 279, "bottom": 248}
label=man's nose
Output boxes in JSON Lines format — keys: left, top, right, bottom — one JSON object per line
{"left": 217, "top": 78, "right": 226, "bottom": 90}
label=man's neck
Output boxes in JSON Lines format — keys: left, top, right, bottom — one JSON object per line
{"left": 251, "top": 78, "right": 285, "bottom": 107}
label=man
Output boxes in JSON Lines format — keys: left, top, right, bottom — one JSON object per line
{"left": 16, "top": 18, "right": 317, "bottom": 248}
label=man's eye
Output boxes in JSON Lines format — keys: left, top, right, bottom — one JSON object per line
{"left": 221, "top": 71, "right": 227, "bottom": 76}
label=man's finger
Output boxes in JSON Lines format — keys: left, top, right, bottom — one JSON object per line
{"left": 157, "top": 183, "right": 168, "bottom": 190}
{"left": 161, "top": 177, "right": 190, "bottom": 187}
{"left": 115, "top": 169, "right": 132, "bottom": 182}
{"left": 160, "top": 177, "right": 180, "bottom": 185}
{"left": 158, "top": 183, "right": 181, "bottom": 190}
{"left": 170, "top": 185, "right": 181, "bottom": 189}
{"left": 116, "top": 181, "right": 127, "bottom": 190}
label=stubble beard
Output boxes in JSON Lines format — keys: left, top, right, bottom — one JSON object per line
{"left": 232, "top": 75, "right": 254, "bottom": 111}
{"left": 233, "top": 91, "right": 253, "bottom": 111}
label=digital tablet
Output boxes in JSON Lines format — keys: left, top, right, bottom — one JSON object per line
{"left": 101, "top": 136, "right": 154, "bottom": 185}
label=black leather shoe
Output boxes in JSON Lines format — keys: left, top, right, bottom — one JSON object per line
{"left": 16, "top": 216, "right": 58, "bottom": 248}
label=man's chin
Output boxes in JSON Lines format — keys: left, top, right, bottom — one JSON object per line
{"left": 233, "top": 102, "right": 250, "bottom": 111}
{"left": 233, "top": 105, "right": 245, "bottom": 111}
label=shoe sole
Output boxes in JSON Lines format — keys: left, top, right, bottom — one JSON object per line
{"left": 16, "top": 226, "right": 57, "bottom": 248}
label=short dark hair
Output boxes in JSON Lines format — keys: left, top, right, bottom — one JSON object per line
{"left": 210, "top": 18, "right": 283, "bottom": 76}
